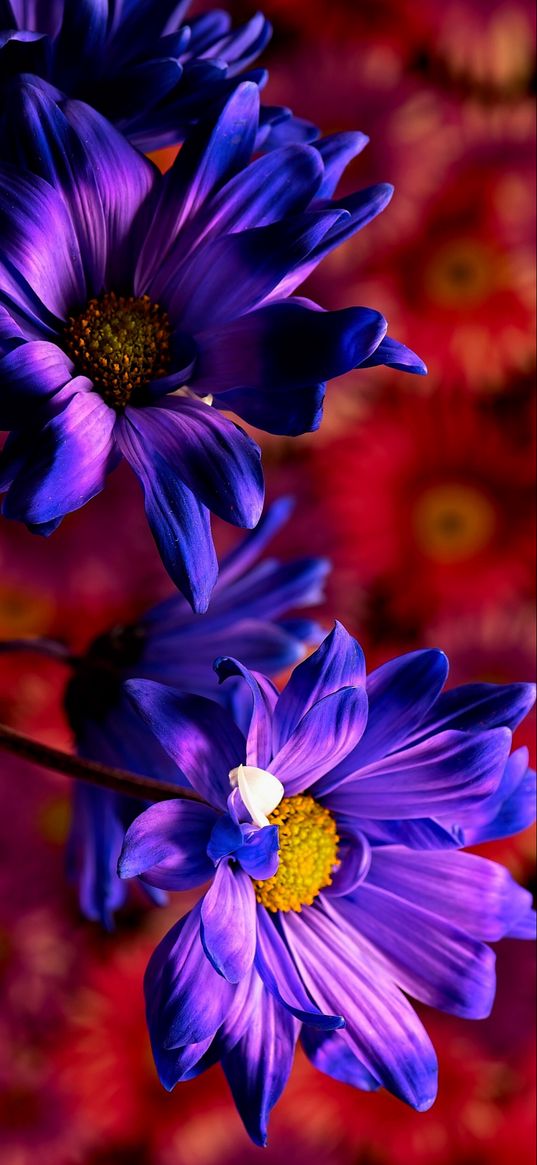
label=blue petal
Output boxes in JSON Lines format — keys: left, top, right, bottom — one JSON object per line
{"left": 301, "top": 1027, "right": 381, "bottom": 1091}
{"left": 214, "top": 656, "right": 277, "bottom": 770}
{"left": 333, "top": 888, "right": 497, "bottom": 1020}
{"left": 273, "top": 621, "right": 366, "bottom": 751}
{"left": 116, "top": 411, "right": 218, "bottom": 612}
{"left": 222, "top": 980, "right": 298, "bottom": 1147}
{"left": 201, "top": 861, "right": 257, "bottom": 982}
{"left": 145, "top": 902, "right": 235, "bottom": 1051}
{"left": 358, "top": 334, "right": 427, "bottom": 376}
{"left": 326, "top": 649, "right": 449, "bottom": 785}
{"left": 118, "top": 799, "right": 217, "bottom": 890}
{"left": 325, "top": 728, "right": 511, "bottom": 822}
{"left": 125, "top": 679, "right": 244, "bottom": 808}
{"left": 194, "top": 301, "right": 388, "bottom": 410}
{"left": 255, "top": 906, "right": 344, "bottom": 1030}
{"left": 235, "top": 824, "right": 279, "bottom": 879}
{"left": 411, "top": 681, "right": 536, "bottom": 741}
{"left": 314, "top": 131, "right": 369, "bottom": 199}
{"left": 367, "top": 846, "right": 534, "bottom": 942}
{"left": 283, "top": 904, "right": 438, "bottom": 1111}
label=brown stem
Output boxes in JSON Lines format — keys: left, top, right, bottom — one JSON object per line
{"left": 0, "top": 722, "right": 204, "bottom": 805}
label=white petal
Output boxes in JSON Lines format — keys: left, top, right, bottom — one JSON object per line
{"left": 229, "top": 764, "right": 284, "bottom": 828}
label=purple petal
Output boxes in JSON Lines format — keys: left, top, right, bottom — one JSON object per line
{"left": 282, "top": 904, "right": 438, "bottom": 1111}
{"left": 222, "top": 978, "right": 298, "bottom": 1147}
{"left": 325, "top": 728, "right": 511, "bottom": 822}
{"left": 125, "top": 679, "right": 244, "bottom": 808}
{"left": 271, "top": 687, "right": 368, "bottom": 796}
{"left": 332, "top": 888, "right": 497, "bottom": 1019}
{"left": 162, "top": 209, "right": 346, "bottom": 330}
{"left": 201, "top": 860, "right": 257, "bottom": 982}
{"left": 3, "top": 387, "right": 117, "bottom": 524}
{"left": 0, "top": 340, "right": 74, "bottom": 428}
{"left": 145, "top": 902, "right": 235, "bottom": 1050}
{"left": 137, "top": 82, "right": 260, "bottom": 289}
{"left": 273, "top": 622, "right": 366, "bottom": 751}
{"left": 0, "top": 164, "right": 86, "bottom": 331}
{"left": 214, "top": 656, "right": 277, "bottom": 769}
{"left": 324, "top": 828, "right": 371, "bottom": 897}
{"left": 118, "top": 799, "right": 217, "bottom": 890}
{"left": 255, "top": 905, "right": 344, "bottom": 1030}
{"left": 123, "top": 397, "right": 264, "bottom": 529}
{"left": 116, "top": 410, "right": 218, "bottom": 611}
{"left": 367, "top": 846, "right": 534, "bottom": 942}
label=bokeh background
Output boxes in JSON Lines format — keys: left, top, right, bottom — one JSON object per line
{"left": 0, "top": 1, "right": 535, "bottom": 1162}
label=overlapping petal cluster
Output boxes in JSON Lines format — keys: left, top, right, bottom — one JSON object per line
{"left": 64, "top": 498, "right": 328, "bottom": 926}
{"left": 0, "top": 78, "right": 423, "bottom": 611}
{"left": 117, "top": 623, "right": 536, "bottom": 1145}
{"left": 0, "top": 0, "right": 313, "bottom": 150}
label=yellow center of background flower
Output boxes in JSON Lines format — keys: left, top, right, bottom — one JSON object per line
{"left": 413, "top": 482, "right": 497, "bottom": 563}
{"left": 254, "top": 794, "right": 339, "bottom": 913}
{"left": 64, "top": 292, "right": 171, "bottom": 409}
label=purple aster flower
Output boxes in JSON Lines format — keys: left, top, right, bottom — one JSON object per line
{"left": 0, "top": 80, "right": 424, "bottom": 612}
{"left": 118, "top": 622, "right": 536, "bottom": 1146}
{"left": 0, "top": 0, "right": 313, "bottom": 150}
{"left": 62, "top": 496, "right": 328, "bottom": 927}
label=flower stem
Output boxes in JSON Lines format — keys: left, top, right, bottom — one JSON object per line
{"left": 0, "top": 722, "right": 204, "bottom": 804}
{"left": 0, "top": 637, "right": 76, "bottom": 664}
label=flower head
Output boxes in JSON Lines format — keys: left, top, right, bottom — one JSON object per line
{"left": 0, "top": 0, "right": 314, "bottom": 151}
{"left": 119, "top": 622, "right": 536, "bottom": 1145}
{"left": 0, "top": 80, "right": 423, "bottom": 611}
{"left": 63, "top": 497, "right": 329, "bottom": 928}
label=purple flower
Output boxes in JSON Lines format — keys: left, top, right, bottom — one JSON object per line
{"left": 0, "top": 80, "right": 423, "bottom": 611}
{"left": 0, "top": 0, "right": 313, "bottom": 150}
{"left": 118, "top": 622, "right": 536, "bottom": 1145}
{"left": 59, "top": 496, "right": 328, "bottom": 928}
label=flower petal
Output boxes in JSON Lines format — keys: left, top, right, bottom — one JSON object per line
{"left": 3, "top": 387, "right": 117, "bottom": 524}
{"left": 255, "top": 906, "right": 344, "bottom": 1030}
{"left": 125, "top": 679, "right": 245, "bottom": 808}
{"left": 118, "top": 799, "right": 217, "bottom": 890}
{"left": 201, "top": 860, "right": 257, "bottom": 982}
{"left": 283, "top": 905, "right": 438, "bottom": 1111}
{"left": 0, "top": 340, "right": 74, "bottom": 428}
{"left": 145, "top": 902, "right": 236, "bottom": 1051}
{"left": 222, "top": 979, "right": 299, "bottom": 1147}
{"left": 116, "top": 410, "right": 218, "bottom": 611}
{"left": 214, "top": 656, "right": 277, "bottom": 769}
{"left": 325, "top": 728, "right": 511, "bottom": 822}
{"left": 271, "top": 687, "right": 369, "bottom": 796}
{"left": 123, "top": 397, "right": 264, "bottom": 529}
{"left": 273, "top": 621, "right": 366, "bottom": 751}
{"left": 193, "top": 302, "right": 387, "bottom": 395}
{"left": 367, "top": 846, "right": 534, "bottom": 942}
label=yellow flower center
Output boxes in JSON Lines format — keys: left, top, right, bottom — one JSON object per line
{"left": 424, "top": 239, "right": 500, "bottom": 309}
{"left": 254, "top": 795, "right": 340, "bottom": 913}
{"left": 64, "top": 292, "right": 172, "bottom": 409}
{"left": 413, "top": 482, "right": 497, "bottom": 563}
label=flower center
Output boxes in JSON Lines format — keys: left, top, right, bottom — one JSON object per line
{"left": 424, "top": 239, "right": 498, "bottom": 309}
{"left": 64, "top": 292, "right": 172, "bottom": 409}
{"left": 254, "top": 795, "right": 339, "bottom": 913}
{"left": 413, "top": 482, "right": 497, "bottom": 563}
